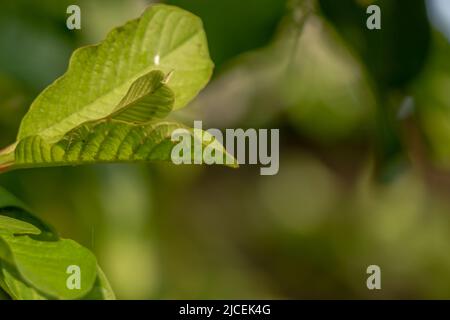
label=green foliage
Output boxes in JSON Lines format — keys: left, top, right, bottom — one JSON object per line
{"left": 318, "top": 0, "right": 431, "bottom": 181}
{"left": 0, "top": 187, "right": 114, "bottom": 300}
{"left": 0, "top": 4, "right": 234, "bottom": 300}
{"left": 166, "top": 0, "right": 288, "bottom": 69}
{"left": 13, "top": 121, "right": 236, "bottom": 169}
{"left": 18, "top": 4, "right": 212, "bottom": 142}
{"left": 318, "top": 0, "right": 431, "bottom": 90}
{"left": 0, "top": 4, "right": 234, "bottom": 171}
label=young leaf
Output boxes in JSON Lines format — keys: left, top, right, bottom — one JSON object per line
{"left": 18, "top": 4, "right": 213, "bottom": 143}
{"left": 110, "top": 70, "right": 174, "bottom": 123}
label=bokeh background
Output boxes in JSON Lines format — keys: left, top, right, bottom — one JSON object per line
{"left": 1, "top": 0, "right": 450, "bottom": 299}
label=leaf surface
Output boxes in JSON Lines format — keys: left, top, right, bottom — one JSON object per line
{"left": 0, "top": 188, "right": 111, "bottom": 300}
{"left": 18, "top": 4, "right": 213, "bottom": 142}
{"left": 14, "top": 121, "right": 237, "bottom": 169}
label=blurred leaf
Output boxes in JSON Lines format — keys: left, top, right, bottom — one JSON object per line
{"left": 318, "top": 0, "right": 431, "bottom": 89}
{"left": 0, "top": 262, "right": 48, "bottom": 300}
{"left": 414, "top": 33, "right": 450, "bottom": 168}
{"left": 0, "top": 286, "right": 11, "bottom": 300}
{"left": 317, "top": 0, "right": 430, "bottom": 181}
{"left": 282, "top": 16, "right": 376, "bottom": 143}
{"left": 82, "top": 267, "right": 116, "bottom": 300}
{"left": 0, "top": 0, "right": 75, "bottom": 91}
{"left": 1, "top": 234, "right": 97, "bottom": 299}
{"left": 0, "top": 187, "right": 113, "bottom": 300}
{"left": 1, "top": 262, "right": 115, "bottom": 300}
{"left": 166, "top": 0, "right": 288, "bottom": 69}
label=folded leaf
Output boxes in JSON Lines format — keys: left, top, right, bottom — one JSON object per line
{"left": 18, "top": 4, "right": 213, "bottom": 143}
{"left": 0, "top": 216, "right": 41, "bottom": 237}
{"left": 110, "top": 70, "right": 174, "bottom": 123}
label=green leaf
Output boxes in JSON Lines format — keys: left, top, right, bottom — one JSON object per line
{"left": 82, "top": 267, "right": 116, "bottom": 300}
{"left": 13, "top": 121, "right": 237, "bottom": 169}
{"left": 0, "top": 5, "right": 236, "bottom": 173}
{"left": 0, "top": 255, "right": 115, "bottom": 301}
{"left": 0, "top": 286, "right": 11, "bottom": 300}
{"left": 0, "top": 216, "right": 41, "bottom": 236}
{"left": 0, "top": 262, "right": 48, "bottom": 300}
{"left": 110, "top": 70, "right": 174, "bottom": 123}
{"left": 0, "top": 186, "right": 30, "bottom": 212}
{"left": 0, "top": 188, "right": 113, "bottom": 300}
{"left": 0, "top": 187, "right": 54, "bottom": 236}
{"left": 0, "top": 237, "right": 12, "bottom": 265}
{"left": 1, "top": 234, "right": 97, "bottom": 299}
{"left": 17, "top": 4, "right": 213, "bottom": 143}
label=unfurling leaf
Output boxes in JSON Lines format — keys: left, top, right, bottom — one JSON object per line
{"left": 111, "top": 70, "right": 174, "bottom": 123}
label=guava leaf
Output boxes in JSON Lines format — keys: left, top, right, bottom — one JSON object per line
{"left": 0, "top": 186, "right": 30, "bottom": 212}
{"left": 0, "top": 262, "right": 115, "bottom": 300}
{"left": 0, "top": 188, "right": 113, "bottom": 300}
{"left": 1, "top": 234, "right": 97, "bottom": 300}
{"left": 82, "top": 267, "right": 116, "bottom": 300}
{"left": 0, "top": 285, "right": 11, "bottom": 300}
{"left": 110, "top": 70, "right": 174, "bottom": 123}
{"left": 0, "top": 216, "right": 41, "bottom": 237}
{"left": 13, "top": 121, "right": 237, "bottom": 169}
{"left": 0, "top": 187, "right": 54, "bottom": 235}
{"left": 0, "top": 262, "right": 49, "bottom": 300}
{"left": 0, "top": 5, "right": 236, "bottom": 172}
{"left": 17, "top": 4, "right": 213, "bottom": 143}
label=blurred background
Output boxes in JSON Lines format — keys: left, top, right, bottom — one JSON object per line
{"left": 1, "top": 0, "right": 450, "bottom": 299}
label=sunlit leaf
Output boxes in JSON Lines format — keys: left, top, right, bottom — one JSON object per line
{"left": 13, "top": 121, "right": 236, "bottom": 169}
{"left": 18, "top": 4, "right": 213, "bottom": 143}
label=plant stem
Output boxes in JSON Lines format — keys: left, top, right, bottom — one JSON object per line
{"left": 0, "top": 144, "right": 16, "bottom": 174}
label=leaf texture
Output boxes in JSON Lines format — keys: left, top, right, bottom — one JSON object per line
{"left": 111, "top": 70, "right": 174, "bottom": 123}
{"left": 14, "top": 121, "right": 236, "bottom": 169}
{"left": 18, "top": 4, "right": 213, "bottom": 142}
